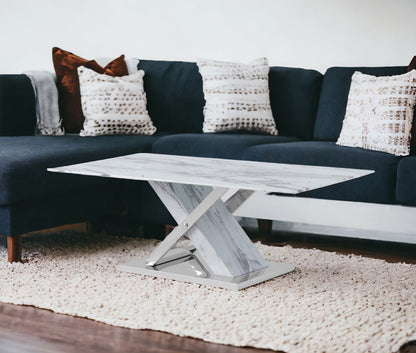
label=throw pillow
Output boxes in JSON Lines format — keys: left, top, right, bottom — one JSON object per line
{"left": 408, "top": 56, "right": 416, "bottom": 72}
{"left": 336, "top": 70, "right": 416, "bottom": 156}
{"left": 77, "top": 66, "right": 156, "bottom": 137}
{"left": 408, "top": 57, "right": 416, "bottom": 151}
{"left": 196, "top": 57, "right": 278, "bottom": 135}
{"left": 95, "top": 57, "right": 140, "bottom": 75}
{"left": 52, "top": 47, "right": 129, "bottom": 133}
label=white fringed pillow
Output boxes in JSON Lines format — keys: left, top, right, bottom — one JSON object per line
{"left": 196, "top": 57, "right": 278, "bottom": 135}
{"left": 337, "top": 70, "right": 416, "bottom": 156}
{"left": 78, "top": 66, "right": 156, "bottom": 137}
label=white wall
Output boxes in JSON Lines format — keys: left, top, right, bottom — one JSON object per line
{"left": 0, "top": 0, "right": 415, "bottom": 74}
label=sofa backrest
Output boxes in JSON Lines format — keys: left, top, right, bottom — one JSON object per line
{"left": 138, "top": 59, "right": 323, "bottom": 139}
{"left": 313, "top": 66, "right": 407, "bottom": 141}
{"left": 269, "top": 67, "right": 322, "bottom": 140}
{"left": 0, "top": 75, "right": 36, "bottom": 136}
{"left": 138, "top": 60, "right": 205, "bottom": 133}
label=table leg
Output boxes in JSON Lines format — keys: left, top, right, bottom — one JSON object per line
{"left": 148, "top": 182, "right": 267, "bottom": 277}
{"left": 117, "top": 182, "right": 294, "bottom": 290}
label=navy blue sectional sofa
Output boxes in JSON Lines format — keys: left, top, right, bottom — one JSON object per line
{"left": 0, "top": 60, "right": 413, "bottom": 262}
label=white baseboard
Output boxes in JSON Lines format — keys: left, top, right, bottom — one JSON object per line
{"left": 234, "top": 192, "right": 416, "bottom": 244}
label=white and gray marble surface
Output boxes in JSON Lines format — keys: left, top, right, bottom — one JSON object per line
{"left": 49, "top": 153, "right": 373, "bottom": 194}
{"left": 149, "top": 181, "right": 267, "bottom": 277}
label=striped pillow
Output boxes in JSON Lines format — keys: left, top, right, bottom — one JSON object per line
{"left": 337, "top": 70, "right": 416, "bottom": 156}
{"left": 196, "top": 58, "right": 278, "bottom": 135}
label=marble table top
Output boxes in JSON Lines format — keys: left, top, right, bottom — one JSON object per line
{"left": 48, "top": 153, "right": 374, "bottom": 195}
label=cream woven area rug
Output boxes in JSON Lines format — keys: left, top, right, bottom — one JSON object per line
{"left": 0, "top": 231, "right": 414, "bottom": 353}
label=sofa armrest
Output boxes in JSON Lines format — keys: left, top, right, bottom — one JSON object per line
{"left": 0, "top": 74, "right": 36, "bottom": 136}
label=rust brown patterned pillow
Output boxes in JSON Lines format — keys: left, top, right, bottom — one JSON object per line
{"left": 408, "top": 56, "right": 416, "bottom": 72}
{"left": 52, "top": 47, "right": 128, "bottom": 133}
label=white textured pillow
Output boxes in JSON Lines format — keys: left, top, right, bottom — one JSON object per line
{"left": 78, "top": 66, "right": 156, "bottom": 137}
{"left": 337, "top": 70, "right": 416, "bottom": 156}
{"left": 196, "top": 57, "right": 278, "bottom": 135}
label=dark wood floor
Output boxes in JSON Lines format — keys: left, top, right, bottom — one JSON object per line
{"left": 1, "top": 227, "right": 415, "bottom": 353}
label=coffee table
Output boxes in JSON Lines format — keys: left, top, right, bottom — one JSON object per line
{"left": 49, "top": 153, "right": 373, "bottom": 290}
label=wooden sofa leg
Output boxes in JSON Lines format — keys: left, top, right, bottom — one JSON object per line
{"left": 257, "top": 219, "right": 273, "bottom": 240}
{"left": 7, "top": 235, "right": 22, "bottom": 263}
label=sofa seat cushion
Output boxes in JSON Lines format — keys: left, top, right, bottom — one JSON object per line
{"left": 0, "top": 134, "right": 167, "bottom": 205}
{"left": 151, "top": 133, "right": 299, "bottom": 159}
{"left": 396, "top": 157, "right": 416, "bottom": 205}
{"left": 242, "top": 141, "right": 400, "bottom": 204}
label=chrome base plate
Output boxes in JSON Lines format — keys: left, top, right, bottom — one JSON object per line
{"left": 117, "top": 248, "right": 295, "bottom": 290}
